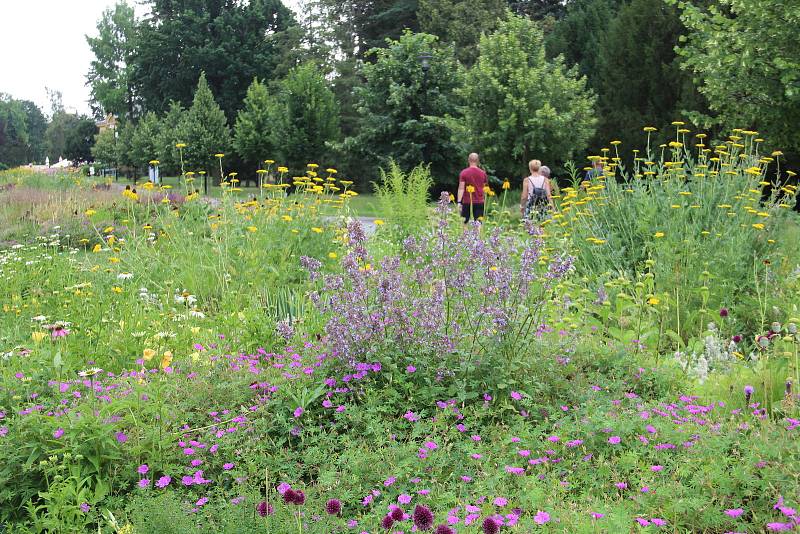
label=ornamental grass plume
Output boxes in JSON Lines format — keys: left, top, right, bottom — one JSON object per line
{"left": 413, "top": 504, "right": 435, "bottom": 530}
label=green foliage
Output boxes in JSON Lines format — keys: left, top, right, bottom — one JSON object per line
{"left": 272, "top": 64, "right": 339, "bottom": 171}
{"left": 233, "top": 79, "right": 279, "bottom": 170}
{"left": 90, "top": 129, "right": 120, "bottom": 166}
{"left": 128, "top": 112, "right": 161, "bottom": 171}
{"left": 672, "top": 0, "right": 800, "bottom": 155}
{"left": 348, "top": 31, "right": 464, "bottom": 189}
{"left": 373, "top": 161, "right": 433, "bottom": 237}
{"left": 417, "top": 0, "right": 508, "bottom": 65}
{"left": 182, "top": 73, "right": 231, "bottom": 175}
{"left": 132, "top": 0, "right": 300, "bottom": 119}
{"left": 464, "top": 15, "right": 596, "bottom": 179}
{"left": 45, "top": 113, "right": 97, "bottom": 163}
{"left": 85, "top": 1, "right": 138, "bottom": 119}
{"left": 594, "top": 0, "right": 704, "bottom": 150}
{"left": 155, "top": 101, "right": 189, "bottom": 176}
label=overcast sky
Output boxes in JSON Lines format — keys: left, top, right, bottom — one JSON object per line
{"left": 0, "top": 0, "right": 301, "bottom": 117}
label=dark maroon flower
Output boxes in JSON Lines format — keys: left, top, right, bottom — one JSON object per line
{"left": 292, "top": 490, "right": 306, "bottom": 505}
{"left": 391, "top": 507, "right": 405, "bottom": 521}
{"left": 732, "top": 334, "right": 742, "bottom": 343}
{"left": 381, "top": 514, "right": 395, "bottom": 529}
{"left": 325, "top": 498, "right": 342, "bottom": 515}
{"left": 482, "top": 516, "right": 500, "bottom": 534}
{"left": 787, "top": 380, "right": 793, "bottom": 396}
{"left": 719, "top": 307, "right": 729, "bottom": 318}
{"left": 435, "top": 525, "right": 456, "bottom": 534}
{"left": 256, "top": 501, "right": 274, "bottom": 516}
{"left": 283, "top": 489, "right": 297, "bottom": 504}
{"left": 413, "top": 504, "right": 434, "bottom": 530}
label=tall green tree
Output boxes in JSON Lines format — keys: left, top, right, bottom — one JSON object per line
{"left": 91, "top": 129, "right": 121, "bottom": 166}
{"left": 418, "top": 0, "right": 508, "bottom": 65}
{"left": 64, "top": 117, "right": 98, "bottom": 162}
{"left": 672, "top": 0, "right": 800, "bottom": 154}
{"left": 21, "top": 101, "right": 47, "bottom": 163}
{"left": 593, "top": 0, "right": 704, "bottom": 151}
{"left": 86, "top": 1, "right": 138, "bottom": 119}
{"left": 42, "top": 111, "right": 97, "bottom": 164}
{"left": 129, "top": 111, "right": 162, "bottom": 171}
{"left": 463, "top": 15, "right": 596, "bottom": 179}
{"left": 156, "top": 101, "right": 188, "bottom": 175}
{"left": 508, "top": 0, "right": 566, "bottom": 20}
{"left": 0, "top": 96, "right": 29, "bottom": 168}
{"left": 346, "top": 31, "right": 463, "bottom": 188}
{"left": 182, "top": 73, "right": 231, "bottom": 176}
{"left": 233, "top": 79, "right": 278, "bottom": 169}
{"left": 132, "top": 0, "right": 299, "bottom": 119}
{"left": 273, "top": 64, "right": 339, "bottom": 170}
{"left": 546, "top": 0, "right": 623, "bottom": 84}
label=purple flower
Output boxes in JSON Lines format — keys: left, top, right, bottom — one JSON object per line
{"left": 534, "top": 511, "right": 551, "bottom": 524}
{"left": 256, "top": 501, "right": 274, "bottom": 516}
{"left": 766, "top": 522, "right": 795, "bottom": 531}
{"left": 591, "top": 512, "right": 604, "bottom": 519}
{"left": 636, "top": 518, "right": 651, "bottom": 526}
{"left": 720, "top": 307, "right": 729, "bottom": 318}
{"left": 608, "top": 436, "right": 621, "bottom": 444}
{"left": 138, "top": 464, "right": 149, "bottom": 475}
{"left": 223, "top": 463, "right": 234, "bottom": 470}
{"left": 80, "top": 503, "right": 90, "bottom": 513}
{"left": 651, "top": 518, "right": 667, "bottom": 526}
{"left": 399, "top": 494, "right": 412, "bottom": 504}
{"left": 651, "top": 465, "right": 663, "bottom": 472}
{"left": 293, "top": 407, "right": 304, "bottom": 418}
{"left": 615, "top": 482, "right": 628, "bottom": 490}
{"left": 725, "top": 508, "right": 744, "bottom": 518}
{"left": 277, "top": 482, "right": 291, "bottom": 495}
{"left": 732, "top": 334, "right": 742, "bottom": 343}
{"left": 413, "top": 504, "right": 435, "bottom": 530}
{"left": 292, "top": 490, "right": 306, "bottom": 505}
{"left": 155, "top": 476, "right": 171, "bottom": 488}
{"left": 391, "top": 507, "right": 405, "bottom": 521}
{"left": 196, "top": 497, "right": 208, "bottom": 506}
{"left": 494, "top": 497, "right": 508, "bottom": 507}
{"left": 744, "top": 385, "right": 754, "bottom": 402}
{"left": 138, "top": 479, "right": 150, "bottom": 488}
{"left": 406, "top": 365, "right": 417, "bottom": 373}
{"left": 325, "top": 498, "right": 342, "bottom": 515}
{"left": 53, "top": 428, "right": 64, "bottom": 439}
{"left": 435, "top": 525, "right": 456, "bottom": 534}
{"left": 115, "top": 432, "right": 128, "bottom": 443}
{"left": 482, "top": 517, "right": 500, "bottom": 534}
{"left": 381, "top": 515, "right": 395, "bottom": 529}
{"left": 510, "top": 391, "right": 522, "bottom": 400}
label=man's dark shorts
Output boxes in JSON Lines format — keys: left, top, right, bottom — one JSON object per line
{"left": 461, "top": 202, "right": 484, "bottom": 223}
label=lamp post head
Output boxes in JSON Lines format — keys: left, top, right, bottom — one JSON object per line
{"left": 418, "top": 52, "right": 433, "bottom": 73}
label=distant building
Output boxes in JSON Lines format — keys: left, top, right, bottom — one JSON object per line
{"left": 97, "top": 113, "right": 118, "bottom": 134}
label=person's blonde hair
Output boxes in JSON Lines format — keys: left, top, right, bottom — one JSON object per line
{"left": 528, "top": 159, "right": 541, "bottom": 174}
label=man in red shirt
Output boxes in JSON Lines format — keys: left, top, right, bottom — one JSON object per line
{"left": 457, "top": 152, "right": 488, "bottom": 223}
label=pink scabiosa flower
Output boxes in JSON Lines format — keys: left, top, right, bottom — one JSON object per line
{"left": 725, "top": 508, "right": 744, "bottom": 518}
{"left": 534, "top": 511, "right": 551, "bottom": 524}
{"left": 608, "top": 436, "right": 621, "bottom": 444}
{"left": 482, "top": 516, "right": 500, "bottom": 534}
{"left": 155, "top": 475, "right": 171, "bottom": 488}
{"left": 138, "top": 478, "right": 150, "bottom": 488}
{"left": 138, "top": 464, "right": 149, "bottom": 475}
{"left": 413, "top": 504, "right": 434, "bottom": 530}
{"left": 53, "top": 428, "right": 64, "bottom": 439}
{"left": 325, "top": 498, "right": 342, "bottom": 515}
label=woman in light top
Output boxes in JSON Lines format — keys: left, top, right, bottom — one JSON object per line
{"left": 520, "top": 159, "right": 555, "bottom": 219}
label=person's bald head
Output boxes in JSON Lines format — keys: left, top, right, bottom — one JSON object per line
{"left": 468, "top": 153, "right": 480, "bottom": 165}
